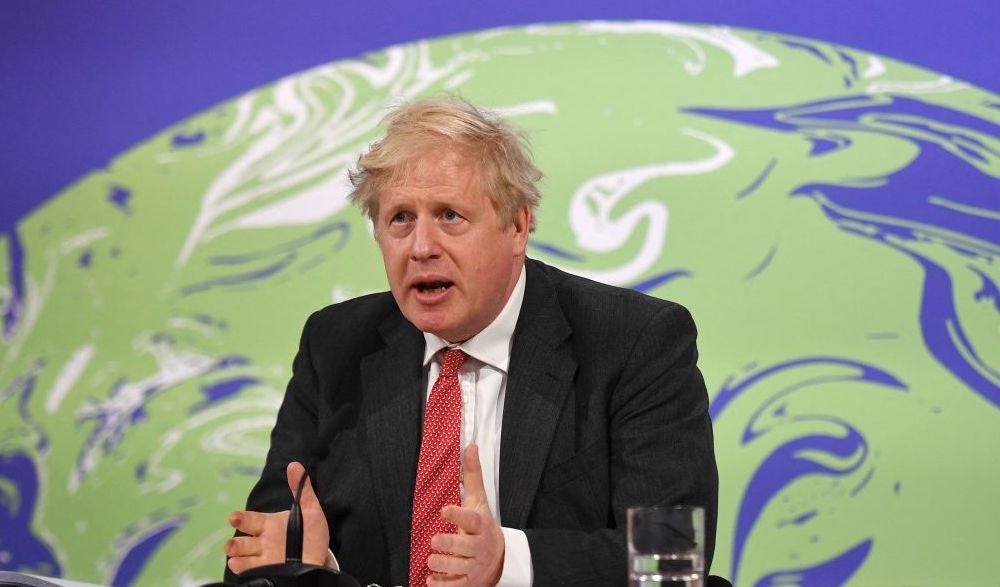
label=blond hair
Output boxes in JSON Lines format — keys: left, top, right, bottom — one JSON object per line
{"left": 348, "top": 97, "right": 542, "bottom": 230}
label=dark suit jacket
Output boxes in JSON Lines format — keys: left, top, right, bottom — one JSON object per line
{"left": 231, "top": 258, "right": 718, "bottom": 586}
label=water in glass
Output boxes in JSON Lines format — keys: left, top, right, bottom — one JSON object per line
{"left": 629, "top": 552, "right": 703, "bottom": 587}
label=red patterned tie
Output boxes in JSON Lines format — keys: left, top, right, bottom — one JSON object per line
{"left": 409, "top": 348, "right": 467, "bottom": 587}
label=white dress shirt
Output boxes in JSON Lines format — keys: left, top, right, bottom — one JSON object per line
{"left": 421, "top": 265, "right": 532, "bottom": 587}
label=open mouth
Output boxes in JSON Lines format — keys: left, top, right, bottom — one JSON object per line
{"left": 414, "top": 280, "right": 452, "bottom": 294}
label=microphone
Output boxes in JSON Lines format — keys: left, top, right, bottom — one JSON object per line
{"left": 228, "top": 464, "right": 360, "bottom": 587}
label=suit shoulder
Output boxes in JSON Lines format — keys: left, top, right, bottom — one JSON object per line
{"left": 303, "top": 291, "right": 398, "bottom": 336}
{"left": 530, "top": 259, "right": 691, "bottom": 323}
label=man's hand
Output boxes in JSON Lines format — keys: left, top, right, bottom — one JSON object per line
{"left": 225, "top": 462, "right": 330, "bottom": 574}
{"left": 427, "top": 444, "right": 505, "bottom": 586}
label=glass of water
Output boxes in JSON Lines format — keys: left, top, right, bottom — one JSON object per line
{"left": 627, "top": 505, "right": 704, "bottom": 587}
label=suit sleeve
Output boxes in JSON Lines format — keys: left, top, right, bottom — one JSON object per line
{"left": 524, "top": 303, "right": 719, "bottom": 585}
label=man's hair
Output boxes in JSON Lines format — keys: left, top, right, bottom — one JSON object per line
{"left": 348, "top": 97, "right": 542, "bottom": 230}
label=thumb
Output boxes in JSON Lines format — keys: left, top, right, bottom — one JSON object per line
{"left": 286, "top": 461, "right": 320, "bottom": 513}
{"left": 462, "top": 444, "right": 487, "bottom": 508}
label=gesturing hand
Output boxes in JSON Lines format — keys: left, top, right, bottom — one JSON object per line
{"left": 427, "top": 444, "right": 505, "bottom": 586}
{"left": 225, "top": 462, "right": 330, "bottom": 575}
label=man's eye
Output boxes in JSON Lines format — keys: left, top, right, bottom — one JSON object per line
{"left": 443, "top": 209, "right": 460, "bottom": 221}
{"left": 390, "top": 212, "right": 408, "bottom": 223}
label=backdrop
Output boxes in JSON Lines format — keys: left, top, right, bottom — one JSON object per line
{"left": 2, "top": 2, "right": 998, "bottom": 585}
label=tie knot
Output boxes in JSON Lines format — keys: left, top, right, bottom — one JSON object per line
{"left": 439, "top": 348, "right": 466, "bottom": 376}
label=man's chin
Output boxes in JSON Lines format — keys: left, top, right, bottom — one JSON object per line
{"left": 405, "top": 312, "right": 460, "bottom": 341}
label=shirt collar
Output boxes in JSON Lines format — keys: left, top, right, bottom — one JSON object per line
{"left": 422, "top": 264, "right": 526, "bottom": 372}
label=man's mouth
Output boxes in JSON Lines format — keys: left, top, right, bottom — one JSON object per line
{"left": 414, "top": 280, "right": 452, "bottom": 294}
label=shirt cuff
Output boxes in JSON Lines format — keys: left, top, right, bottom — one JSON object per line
{"left": 497, "top": 527, "right": 532, "bottom": 587}
{"left": 324, "top": 548, "right": 340, "bottom": 571}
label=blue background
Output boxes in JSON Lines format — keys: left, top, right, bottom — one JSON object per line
{"left": 2, "top": 0, "right": 997, "bottom": 232}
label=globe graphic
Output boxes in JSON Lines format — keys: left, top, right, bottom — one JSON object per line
{"left": 1, "top": 21, "right": 997, "bottom": 586}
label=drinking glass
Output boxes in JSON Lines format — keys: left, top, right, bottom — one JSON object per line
{"left": 627, "top": 505, "right": 704, "bottom": 587}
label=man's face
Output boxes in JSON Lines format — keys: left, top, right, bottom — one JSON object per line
{"left": 375, "top": 146, "right": 530, "bottom": 343}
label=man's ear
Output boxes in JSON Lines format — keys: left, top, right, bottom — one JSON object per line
{"left": 511, "top": 205, "right": 531, "bottom": 255}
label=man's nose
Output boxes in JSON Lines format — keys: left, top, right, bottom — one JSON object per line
{"left": 410, "top": 218, "right": 441, "bottom": 260}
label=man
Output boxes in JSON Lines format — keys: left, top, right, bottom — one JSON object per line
{"left": 223, "top": 97, "right": 718, "bottom": 586}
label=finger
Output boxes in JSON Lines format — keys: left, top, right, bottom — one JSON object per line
{"left": 287, "top": 461, "right": 324, "bottom": 512}
{"left": 461, "top": 444, "right": 486, "bottom": 508}
{"left": 225, "top": 536, "right": 262, "bottom": 558}
{"left": 428, "top": 571, "right": 472, "bottom": 586}
{"left": 430, "top": 532, "right": 477, "bottom": 557}
{"left": 229, "top": 510, "right": 267, "bottom": 536}
{"left": 441, "top": 505, "right": 482, "bottom": 534}
{"left": 227, "top": 554, "right": 267, "bottom": 575}
{"left": 427, "top": 552, "right": 475, "bottom": 576}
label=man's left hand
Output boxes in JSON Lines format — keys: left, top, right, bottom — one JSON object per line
{"left": 427, "top": 444, "right": 505, "bottom": 586}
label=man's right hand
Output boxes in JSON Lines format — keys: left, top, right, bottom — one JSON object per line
{"left": 225, "top": 461, "right": 330, "bottom": 574}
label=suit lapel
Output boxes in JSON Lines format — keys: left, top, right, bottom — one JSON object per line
{"left": 499, "top": 260, "right": 577, "bottom": 527}
{"left": 361, "top": 310, "right": 424, "bottom": 583}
